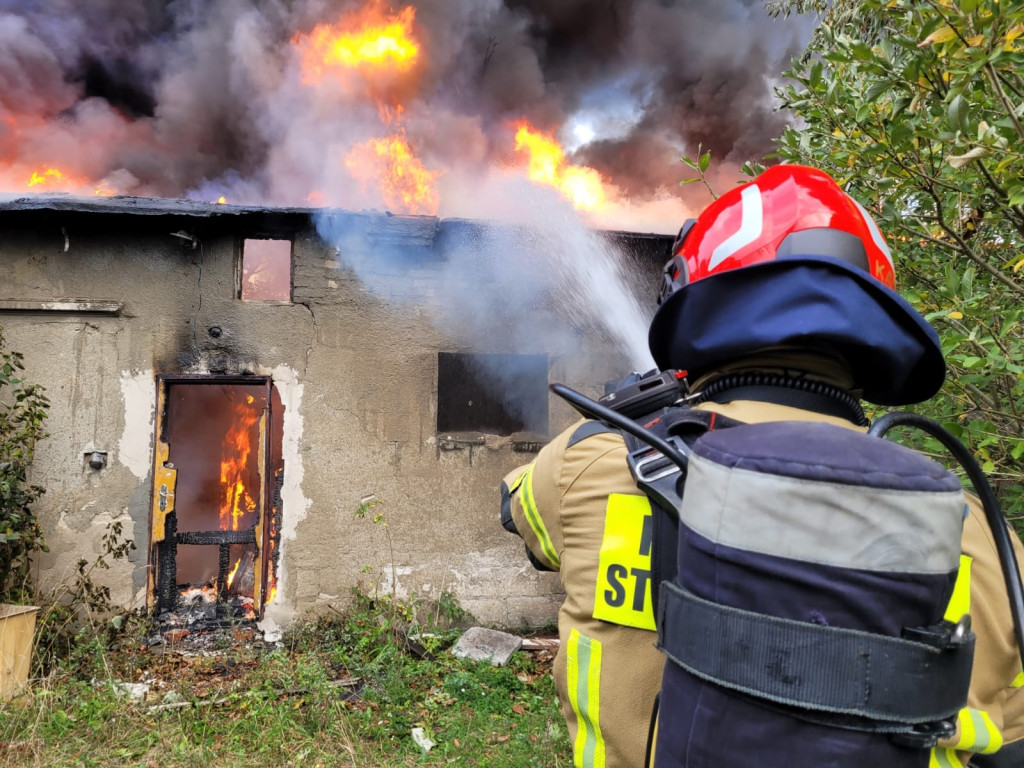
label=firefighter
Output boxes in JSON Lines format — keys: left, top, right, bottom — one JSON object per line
{"left": 500, "top": 164, "right": 1024, "bottom": 767}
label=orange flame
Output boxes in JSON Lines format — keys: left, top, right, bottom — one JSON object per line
{"left": 294, "top": 4, "right": 418, "bottom": 83}
{"left": 26, "top": 167, "right": 88, "bottom": 191}
{"left": 514, "top": 124, "right": 608, "bottom": 210}
{"left": 20, "top": 166, "right": 120, "bottom": 197}
{"left": 226, "top": 558, "right": 242, "bottom": 589}
{"left": 216, "top": 195, "right": 227, "bottom": 204}
{"left": 219, "top": 394, "right": 259, "bottom": 530}
{"left": 345, "top": 133, "right": 440, "bottom": 214}
{"left": 378, "top": 103, "right": 404, "bottom": 125}
{"left": 264, "top": 465, "right": 283, "bottom": 607}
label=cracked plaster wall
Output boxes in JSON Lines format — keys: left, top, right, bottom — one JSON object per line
{"left": 0, "top": 219, "right": 640, "bottom": 629}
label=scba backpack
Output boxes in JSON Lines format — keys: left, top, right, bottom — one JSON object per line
{"left": 554, "top": 382, "right": 1002, "bottom": 768}
{"left": 650, "top": 419, "right": 972, "bottom": 767}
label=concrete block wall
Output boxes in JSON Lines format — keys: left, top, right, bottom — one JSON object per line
{"left": 0, "top": 207, "right": 666, "bottom": 631}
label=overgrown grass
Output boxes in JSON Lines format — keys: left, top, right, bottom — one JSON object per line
{"left": 0, "top": 592, "right": 568, "bottom": 767}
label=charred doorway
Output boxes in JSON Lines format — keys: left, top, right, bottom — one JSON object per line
{"left": 149, "top": 377, "right": 283, "bottom": 623}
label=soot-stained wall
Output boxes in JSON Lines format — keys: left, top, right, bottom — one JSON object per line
{"left": 0, "top": 199, "right": 670, "bottom": 633}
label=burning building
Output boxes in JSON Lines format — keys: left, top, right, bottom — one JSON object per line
{"left": 0, "top": 0, "right": 809, "bottom": 631}
{"left": 0, "top": 194, "right": 671, "bottom": 632}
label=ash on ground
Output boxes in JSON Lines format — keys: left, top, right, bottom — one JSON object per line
{"left": 151, "top": 587, "right": 266, "bottom": 653}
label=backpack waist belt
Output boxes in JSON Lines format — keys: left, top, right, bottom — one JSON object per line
{"left": 657, "top": 581, "right": 975, "bottom": 725}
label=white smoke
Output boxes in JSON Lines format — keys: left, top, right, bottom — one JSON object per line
{"left": 315, "top": 173, "right": 656, "bottom": 375}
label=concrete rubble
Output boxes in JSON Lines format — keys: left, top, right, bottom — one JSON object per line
{"left": 451, "top": 626, "right": 523, "bottom": 667}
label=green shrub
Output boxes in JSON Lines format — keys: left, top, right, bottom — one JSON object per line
{"left": 0, "top": 327, "right": 50, "bottom": 603}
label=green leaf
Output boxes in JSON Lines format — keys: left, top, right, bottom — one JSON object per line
{"left": 852, "top": 41, "right": 875, "bottom": 61}
{"left": 890, "top": 95, "right": 912, "bottom": 120}
{"left": 810, "top": 61, "right": 823, "bottom": 88}
{"left": 865, "top": 81, "right": 891, "bottom": 102}
{"left": 962, "top": 266, "right": 975, "bottom": 298}
{"left": 945, "top": 263, "right": 960, "bottom": 295}
{"left": 698, "top": 151, "right": 711, "bottom": 174}
{"left": 946, "top": 94, "right": 970, "bottom": 135}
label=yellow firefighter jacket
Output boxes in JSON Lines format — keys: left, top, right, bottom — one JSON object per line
{"left": 500, "top": 399, "right": 1024, "bottom": 768}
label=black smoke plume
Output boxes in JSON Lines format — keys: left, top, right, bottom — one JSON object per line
{"left": 0, "top": 0, "right": 811, "bottom": 227}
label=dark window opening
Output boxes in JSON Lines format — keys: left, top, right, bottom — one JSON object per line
{"left": 437, "top": 352, "right": 548, "bottom": 436}
{"left": 241, "top": 239, "right": 292, "bottom": 301}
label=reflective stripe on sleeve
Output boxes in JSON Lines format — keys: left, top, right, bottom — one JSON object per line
{"left": 951, "top": 707, "right": 1003, "bottom": 754}
{"left": 943, "top": 555, "right": 972, "bottom": 623}
{"left": 567, "top": 628, "right": 606, "bottom": 768}
{"left": 931, "top": 556, "right": 990, "bottom": 766}
{"left": 508, "top": 468, "right": 528, "bottom": 495}
{"left": 520, "top": 465, "right": 560, "bottom": 569}
{"left": 929, "top": 747, "right": 964, "bottom": 768}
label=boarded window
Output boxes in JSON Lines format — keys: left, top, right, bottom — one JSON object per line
{"left": 437, "top": 352, "right": 548, "bottom": 436}
{"left": 241, "top": 239, "right": 291, "bottom": 301}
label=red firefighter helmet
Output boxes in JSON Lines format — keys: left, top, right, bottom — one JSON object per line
{"left": 648, "top": 164, "right": 946, "bottom": 405}
{"left": 658, "top": 164, "right": 895, "bottom": 305}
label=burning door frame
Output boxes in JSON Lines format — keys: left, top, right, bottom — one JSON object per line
{"left": 148, "top": 375, "right": 284, "bottom": 621}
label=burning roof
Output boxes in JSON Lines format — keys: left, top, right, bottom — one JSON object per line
{"left": 0, "top": 1, "right": 812, "bottom": 234}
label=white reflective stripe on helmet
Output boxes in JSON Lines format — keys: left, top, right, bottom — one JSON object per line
{"left": 708, "top": 185, "right": 763, "bottom": 271}
{"left": 852, "top": 198, "right": 894, "bottom": 268}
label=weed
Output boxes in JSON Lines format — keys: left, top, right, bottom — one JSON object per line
{"left": 0, "top": 327, "right": 50, "bottom": 604}
{"left": 32, "top": 520, "right": 141, "bottom": 677}
{"left": 430, "top": 587, "right": 471, "bottom": 630}
{"left": 0, "top": 588, "right": 570, "bottom": 768}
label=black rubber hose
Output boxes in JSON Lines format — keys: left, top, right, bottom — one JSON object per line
{"left": 869, "top": 411, "right": 1024, "bottom": 667}
{"left": 549, "top": 382, "right": 691, "bottom": 473}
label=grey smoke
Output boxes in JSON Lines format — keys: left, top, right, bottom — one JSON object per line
{"left": 314, "top": 177, "right": 657, "bottom": 416}
{"left": 0, "top": 0, "right": 813, "bottom": 207}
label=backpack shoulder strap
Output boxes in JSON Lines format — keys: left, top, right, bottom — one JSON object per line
{"left": 622, "top": 405, "right": 744, "bottom": 462}
{"left": 625, "top": 406, "right": 743, "bottom": 518}
{"left": 623, "top": 405, "right": 745, "bottom": 621}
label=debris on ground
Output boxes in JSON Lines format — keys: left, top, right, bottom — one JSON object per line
{"left": 520, "top": 637, "right": 559, "bottom": 651}
{"left": 411, "top": 726, "right": 436, "bottom": 753}
{"left": 109, "top": 680, "right": 151, "bottom": 700}
{"left": 451, "top": 626, "right": 522, "bottom": 667}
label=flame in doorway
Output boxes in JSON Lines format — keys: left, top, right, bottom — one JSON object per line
{"left": 220, "top": 394, "right": 259, "bottom": 531}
